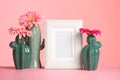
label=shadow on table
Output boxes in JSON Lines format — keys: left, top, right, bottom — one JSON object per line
{"left": 0, "top": 66, "right": 15, "bottom": 70}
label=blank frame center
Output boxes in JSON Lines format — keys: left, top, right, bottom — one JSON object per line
{"left": 55, "top": 31, "right": 73, "bottom": 58}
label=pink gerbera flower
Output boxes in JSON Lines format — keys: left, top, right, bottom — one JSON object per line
{"left": 19, "top": 11, "right": 41, "bottom": 29}
{"left": 92, "top": 29, "right": 101, "bottom": 36}
{"left": 80, "top": 28, "right": 89, "bottom": 33}
{"left": 9, "top": 27, "right": 32, "bottom": 39}
{"left": 79, "top": 28, "right": 101, "bottom": 36}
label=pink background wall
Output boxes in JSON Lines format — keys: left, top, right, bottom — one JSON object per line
{"left": 0, "top": 0, "right": 120, "bottom": 68}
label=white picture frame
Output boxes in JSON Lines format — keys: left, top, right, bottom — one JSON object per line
{"left": 45, "top": 20, "right": 83, "bottom": 69}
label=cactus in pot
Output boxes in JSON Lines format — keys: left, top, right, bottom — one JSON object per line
{"left": 19, "top": 11, "right": 45, "bottom": 68}
{"left": 9, "top": 11, "right": 44, "bottom": 69}
{"left": 26, "top": 24, "right": 45, "bottom": 68}
{"left": 9, "top": 28, "right": 32, "bottom": 69}
{"left": 79, "top": 28, "right": 102, "bottom": 70}
{"left": 81, "top": 35, "right": 101, "bottom": 70}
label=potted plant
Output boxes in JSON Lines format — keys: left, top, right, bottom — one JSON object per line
{"left": 9, "top": 27, "right": 32, "bottom": 69}
{"left": 80, "top": 28, "right": 102, "bottom": 70}
{"left": 9, "top": 11, "right": 45, "bottom": 69}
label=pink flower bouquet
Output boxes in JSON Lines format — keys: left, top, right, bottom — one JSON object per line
{"left": 9, "top": 11, "right": 41, "bottom": 38}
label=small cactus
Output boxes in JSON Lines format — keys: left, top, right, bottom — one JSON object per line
{"left": 9, "top": 35, "right": 31, "bottom": 69}
{"left": 81, "top": 35, "right": 101, "bottom": 70}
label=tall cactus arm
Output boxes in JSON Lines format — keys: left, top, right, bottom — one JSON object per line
{"left": 40, "top": 38, "right": 45, "bottom": 50}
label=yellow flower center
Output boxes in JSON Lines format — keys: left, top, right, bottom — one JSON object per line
{"left": 28, "top": 17, "right": 34, "bottom": 22}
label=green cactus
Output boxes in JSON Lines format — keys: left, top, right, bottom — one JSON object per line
{"left": 9, "top": 35, "right": 31, "bottom": 69}
{"left": 81, "top": 35, "right": 101, "bottom": 70}
{"left": 25, "top": 24, "right": 45, "bottom": 68}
